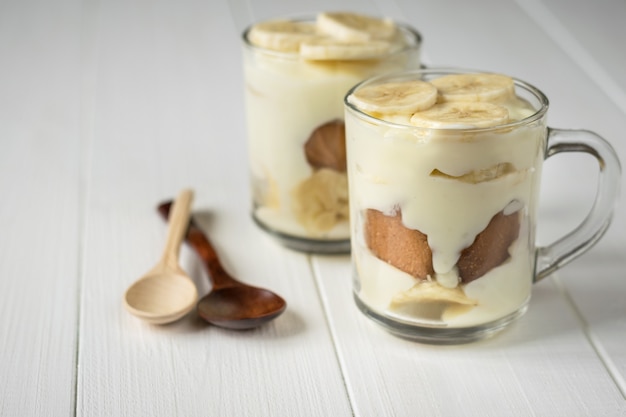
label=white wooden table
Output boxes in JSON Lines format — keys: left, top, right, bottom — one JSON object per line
{"left": 1, "top": 0, "right": 625, "bottom": 415}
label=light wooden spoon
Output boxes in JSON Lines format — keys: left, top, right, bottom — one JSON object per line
{"left": 124, "top": 189, "right": 198, "bottom": 324}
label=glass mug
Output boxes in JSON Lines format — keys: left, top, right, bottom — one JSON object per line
{"left": 241, "top": 13, "right": 422, "bottom": 253}
{"left": 344, "top": 68, "right": 621, "bottom": 344}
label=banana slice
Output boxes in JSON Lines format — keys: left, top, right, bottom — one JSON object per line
{"left": 300, "top": 38, "right": 391, "bottom": 60}
{"left": 291, "top": 169, "right": 349, "bottom": 233}
{"left": 430, "top": 162, "right": 516, "bottom": 183}
{"left": 247, "top": 20, "right": 319, "bottom": 52}
{"left": 410, "top": 102, "right": 509, "bottom": 128}
{"left": 317, "top": 12, "right": 397, "bottom": 42}
{"left": 347, "top": 80, "right": 437, "bottom": 115}
{"left": 431, "top": 73, "right": 515, "bottom": 103}
{"left": 391, "top": 281, "right": 477, "bottom": 306}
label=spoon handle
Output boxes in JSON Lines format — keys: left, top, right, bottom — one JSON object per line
{"left": 159, "top": 189, "right": 194, "bottom": 271}
{"left": 157, "top": 201, "right": 238, "bottom": 289}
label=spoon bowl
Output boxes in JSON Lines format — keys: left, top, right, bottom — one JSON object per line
{"left": 124, "top": 272, "right": 198, "bottom": 324}
{"left": 124, "top": 190, "right": 198, "bottom": 324}
{"left": 197, "top": 286, "right": 287, "bottom": 330}
{"left": 158, "top": 201, "right": 286, "bottom": 329}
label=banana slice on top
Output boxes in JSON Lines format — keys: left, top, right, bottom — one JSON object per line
{"left": 410, "top": 102, "right": 509, "bottom": 128}
{"left": 300, "top": 38, "right": 391, "bottom": 60}
{"left": 431, "top": 73, "right": 515, "bottom": 103}
{"left": 247, "top": 20, "right": 318, "bottom": 52}
{"left": 317, "top": 12, "right": 397, "bottom": 42}
{"left": 348, "top": 80, "right": 437, "bottom": 114}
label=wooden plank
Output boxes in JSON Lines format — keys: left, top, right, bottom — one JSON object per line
{"left": 0, "top": 0, "right": 82, "bottom": 415}
{"left": 314, "top": 0, "right": 626, "bottom": 414}
{"left": 517, "top": 0, "right": 626, "bottom": 111}
{"left": 75, "top": 0, "right": 352, "bottom": 415}
{"left": 315, "top": 257, "right": 626, "bottom": 416}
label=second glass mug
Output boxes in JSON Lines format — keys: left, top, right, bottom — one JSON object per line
{"left": 241, "top": 14, "right": 422, "bottom": 253}
{"left": 344, "top": 69, "right": 621, "bottom": 344}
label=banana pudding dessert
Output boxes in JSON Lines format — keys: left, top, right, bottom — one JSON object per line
{"left": 242, "top": 12, "right": 421, "bottom": 252}
{"left": 345, "top": 71, "right": 545, "bottom": 331}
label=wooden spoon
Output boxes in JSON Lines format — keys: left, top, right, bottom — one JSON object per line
{"left": 124, "top": 189, "right": 198, "bottom": 324}
{"left": 157, "top": 201, "right": 286, "bottom": 330}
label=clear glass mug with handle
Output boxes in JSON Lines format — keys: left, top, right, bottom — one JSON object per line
{"left": 344, "top": 68, "right": 621, "bottom": 344}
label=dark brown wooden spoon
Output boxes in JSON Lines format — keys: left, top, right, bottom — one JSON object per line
{"left": 157, "top": 201, "right": 286, "bottom": 329}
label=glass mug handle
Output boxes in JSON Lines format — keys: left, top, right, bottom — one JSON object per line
{"left": 535, "top": 128, "right": 622, "bottom": 282}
